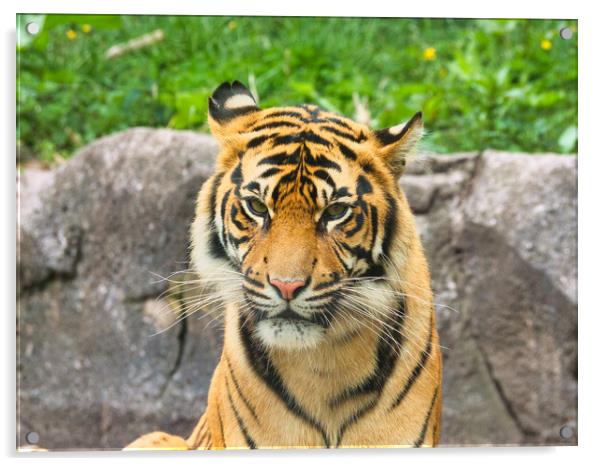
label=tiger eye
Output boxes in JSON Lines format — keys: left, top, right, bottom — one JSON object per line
{"left": 325, "top": 203, "right": 349, "bottom": 220}
{"left": 248, "top": 198, "right": 268, "bottom": 216}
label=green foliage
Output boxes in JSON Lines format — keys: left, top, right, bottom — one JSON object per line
{"left": 17, "top": 15, "right": 577, "bottom": 162}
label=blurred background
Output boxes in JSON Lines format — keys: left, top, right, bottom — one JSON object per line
{"left": 17, "top": 15, "right": 577, "bottom": 450}
{"left": 17, "top": 15, "right": 577, "bottom": 166}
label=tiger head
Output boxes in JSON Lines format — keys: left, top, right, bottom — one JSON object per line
{"left": 191, "top": 81, "right": 424, "bottom": 350}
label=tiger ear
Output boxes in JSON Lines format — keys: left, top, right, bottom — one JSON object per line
{"left": 374, "top": 112, "right": 423, "bottom": 178}
{"left": 208, "top": 81, "right": 259, "bottom": 143}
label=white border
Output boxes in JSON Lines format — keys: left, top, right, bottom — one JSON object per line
{"left": 3, "top": 1, "right": 599, "bottom": 465}
{"left": 5, "top": 0, "right": 582, "bottom": 18}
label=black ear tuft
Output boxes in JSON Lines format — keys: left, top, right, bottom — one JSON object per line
{"left": 374, "top": 112, "right": 422, "bottom": 146}
{"left": 208, "top": 81, "right": 258, "bottom": 123}
{"left": 374, "top": 111, "right": 424, "bottom": 178}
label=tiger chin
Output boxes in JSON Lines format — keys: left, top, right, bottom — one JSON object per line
{"left": 125, "top": 81, "right": 442, "bottom": 450}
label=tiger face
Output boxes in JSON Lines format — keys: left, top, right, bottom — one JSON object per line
{"left": 191, "top": 81, "right": 423, "bottom": 350}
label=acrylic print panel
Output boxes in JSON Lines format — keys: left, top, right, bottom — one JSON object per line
{"left": 16, "top": 14, "right": 577, "bottom": 451}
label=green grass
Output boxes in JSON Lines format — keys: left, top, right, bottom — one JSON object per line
{"left": 17, "top": 15, "right": 578, "bottom": 163}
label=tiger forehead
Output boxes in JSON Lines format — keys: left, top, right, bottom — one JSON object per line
{"left": 246, "top": 105, "right": 370, "bottom": 143}
{"left": 237, "top": 105, "right": 376, "bottom": 177}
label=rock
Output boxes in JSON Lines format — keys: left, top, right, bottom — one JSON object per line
{"left": 458, "top": 151, "right": 577, "bottom": 444}
{"left": 17, "top": 128, "right": 222, "bottom": 449}
{"left": 17, "top": 132, "right": 577, "bottom": 449}
{"left": 407, "top": 150, "right": 577, "bottom": 446}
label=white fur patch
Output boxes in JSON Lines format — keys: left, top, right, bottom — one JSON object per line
{"left": 255, "top": 319, "right": 326, "bottom": 350}
{"left": 388, "top": 123, "right": 406, "bottom": 135}
{"left": 190, "top": 211, "right": 242, "bottom": 302}
{"left": 224, "top": 94, "right": 256, "bottom": 109}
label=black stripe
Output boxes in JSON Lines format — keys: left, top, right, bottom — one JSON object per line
{"left": 244, "top": 275, "right": 264, "bottom": 289}
{"left": 216, "top": 402, "right": 225, "bottom": 445}
{"left": 208, "top": 101, "right": 257, "bottom": 124}
{"left": 305, "top": 152, "right": 341, "bottom": 171}
{"left": 390, "top": 321, "right": 434, "bottom": 411}
{"left": 314, "top": 274, "right": 340, "bottom": 291}
{"left": 239, "top": 316, "right": 330, "bottom": 447}
{"left": 240, "top": 243, "right": 254, "bottom": 262}
{"left": 259, "top": 167, "right": 282, "bottom": 179}
{"left": 237, "top": 201, "right": 255, "bottom": 224}
{"left": 226, "top": 356, "right": 260, "bottom": 423}
{"left": 331, "top": 296, "right": 406, "bottom": 407}
{"left": 230, "top": 204, "right": 246, "bottom": 231}
{"left": 360, "top": 159, "right": 374, "bottom": 173}
{"left": 331, "top": 240, "right": 352, "bottom": 274}
{"left": 432, "top": 414, "right": 439, "bottom": 443}
{"left": 247, "top": 134, "right": 272, "bottom": 149}
{"left": 313, "top": 169, "right": 336, "bottom": 190}
{"left": 356, "top": 175, "right": 373, "bottom": 195}
{"left": 335, "top": 397, "right": 378, "bottom": 447}
{"left": 300, "top": 174, "right": 319, "bottom": 204}
{"left": 369, "top": 204, "right": 379, "bottom": 250}
{"left": 225, "top": 377, "right": 257, "bottom": 449}
{"left": 357, "top": 264, "right": 386, "bottom": 280}
{"left": 334, "top": 212, "right": 355, "bottom": 231}
{"left": 251, "top": 121, "right": 300, "bottom": 132}
{"left": 229, "top": 235, "right": 251, "bottom": 247}
{"left": 332, "top": 297, "right": 407, "bottom": 445}
{"left": 337, "top": 141, "right": 358, "bottom": 161}
{"left": 380, "top": 194, "right": 398, "bottom": 260}
{"left": 333, "top": 187, "right": 351, "bottom": 199}
{"left": 207, "top": 174, "right": 230, "bottom": 262}
{"left": 413, "top": 387, "right": 439, "bottom": 447}
{"left": 265, "top": 110, "right": 304, "bottom": 119}
{"left": 320, "top": 125, "right": 367, "bottom": 143}
{"left": 305, "top": 290, "right": 337, "bottom": 302}
{"left": 326, "top": 116, "right": 353, "bottom": 130}
{"left": 243, "top": 286, "right": 271, "bottom": 300}
{"left": 258, "top": 151, "right": 297, "bottom": 166}
{"left": 345, "top": 211, "right": 365, "bottom": 237}
{"left": 272, "top": 134, "right": 300, "bottom": 147}
{"left": 219, "top": 188, "right": 231, "bottom": 251}
{"left": 243, "top": 181, "right": 260, "bottom": 193}
{"left": 339, "top": 241, "right": 372, "bottom": 262}
{"left": 272, "top": 131, "right": 332, "bottom": 148}
{"left": 230, "top": 163, "right": 243, "bottom": 185}
{"left": 193, "top": 418, "right": 208, "bottom": 447}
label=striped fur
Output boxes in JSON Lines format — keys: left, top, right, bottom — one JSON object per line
{"left": 125, "top": 81, "right": 442, "bottom": 450}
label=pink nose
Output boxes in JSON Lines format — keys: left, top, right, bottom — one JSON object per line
{"left": 270, "top": 279, "right": 306, "bottom": 301}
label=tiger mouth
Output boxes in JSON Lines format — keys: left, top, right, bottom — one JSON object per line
{"left": 270, "top": 307, "right": 312, "bottom": 323}
{"left": 251, "top": 304, "right": 333, "bottom": 329}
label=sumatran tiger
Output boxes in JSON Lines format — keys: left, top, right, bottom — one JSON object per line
{"left": 125, "top": 81, "right": 442, "bottom": 450}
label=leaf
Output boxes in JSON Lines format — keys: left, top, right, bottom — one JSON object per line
{"left": 558, "top": 126, "right": 577, "bottom": 153}
{"left": 43, "top": 14, "right": 123, "bottom": 30}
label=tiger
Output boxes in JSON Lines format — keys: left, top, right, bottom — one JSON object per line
{"left": 125, "top": 81, "right": 442, "bottom": 450}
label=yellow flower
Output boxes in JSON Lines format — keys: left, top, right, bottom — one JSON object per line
{"left": 423, "top": 47, "right": 436, "bottom": 61}
{"left": 66, "top": 29, "right": 77, "bottom": 41}
{"left": 540, "top": 39, "right": 552, "bottom": 50}
{"left": 81, "top": 24, "right": 92, "bottom": 34}
{"left": 227, "top": 20, "right": 237, "bottom": 31}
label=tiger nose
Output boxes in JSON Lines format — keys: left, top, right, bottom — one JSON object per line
{"left": 269, "top": 279, "right": 307, "bottom": 301}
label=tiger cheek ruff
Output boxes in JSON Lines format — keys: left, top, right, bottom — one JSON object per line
{"left": 125, "top": 81, "right": 442, "bottom": 450}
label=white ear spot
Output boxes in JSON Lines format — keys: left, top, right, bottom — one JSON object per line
{"left": 224, "top": 94, "right": 256, "bottom": 109}
{"left": 388, "top": 123, "right": 406, "bottom": 135}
